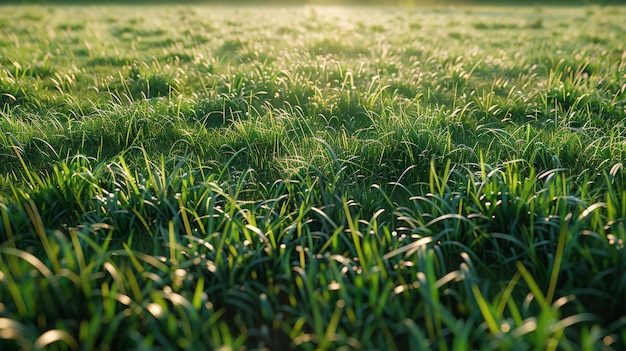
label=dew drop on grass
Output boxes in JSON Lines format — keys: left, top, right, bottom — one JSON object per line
{"left": 206, "top": 261, "right": 216, "bottom": 273}
{"left": 603, "top": 336, "right": 614, "bottom": 346}
{"left": 147, "top": 303, "right": 163, "bottom": 318}
{"left": 0, "top": 328, "right": 21, "bottom": 340}
{"left": 607, "top": 234, "right": 616, "bottom": 245}
{"left": 118, "top": 295, "right": 132, "bottom": 306}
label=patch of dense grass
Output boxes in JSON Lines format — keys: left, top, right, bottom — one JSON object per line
{"left": 1, "top": 4, "right": 625, "bottom": 350}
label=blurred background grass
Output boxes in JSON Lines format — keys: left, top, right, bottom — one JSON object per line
{"left": 3, "top": 0, "right": 625, "bottom": 5}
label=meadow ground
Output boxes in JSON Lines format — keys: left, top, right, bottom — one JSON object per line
{"left": 1, "top": 3, "right": 625, "bottom": 350}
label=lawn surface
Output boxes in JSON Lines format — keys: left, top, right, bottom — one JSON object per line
{"left": 1, "top": 4, "right": 625, "bottom": 350}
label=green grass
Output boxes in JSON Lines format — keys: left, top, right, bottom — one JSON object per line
{"left": 1, "top": 3, "right": 626, "bottom": 350}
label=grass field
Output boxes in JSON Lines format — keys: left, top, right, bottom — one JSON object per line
{"left": 1, "top": 3, "right": 625, "bottom": 350}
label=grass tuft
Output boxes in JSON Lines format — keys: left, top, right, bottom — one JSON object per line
{"left": 1, "top": 3, "right": 625, "bottom": 350}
